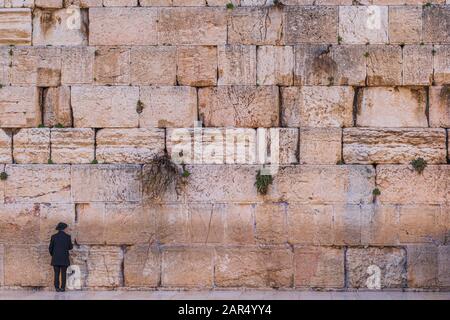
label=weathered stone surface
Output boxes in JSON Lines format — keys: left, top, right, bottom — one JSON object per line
{"left": 158, "top": 8, "right": 227, "bottom": 45}
{"left": 61, "top": 47, "right": 94, "bottom": 84}
{"left": 93, "top": 46, "right": 130, "bottom": 85}
{"left": 347, "top": 247, "right": 406, "bottom": 289}
{"left": 96, "top": 128, "right": 164, "bottom": 164}
{"left": 86, "top": 246, "right": 123, "bottom": 288}
{"left": 220, "top": 203, "right": 255, "bottom": 245}
{"left": 139, "top": 86, "right": 197, "bottom": 128}
{"left": 35, "top": 0, "right": 63, "bottom": 7}
{"left": 438, "top": 245, "right": 450, "bottom": 286}
{"left": 39, "top": 203, "right": 74, "bottom": 243}
{"left": 51, "top": 128, "right": 95, "bottom": 164}
{"left": 199, "top": 86, "right": 279, "bottom": 128}
{"left": 388, "top": 6, "right": 422, "bottom": 44}
{"left": 257, "top": 46, "right": 293, "bottom": 86}
{"left": 90, "top": 8, "right": 158, "bottom": 45}
{"left": 423, "top": 5, "right": 450, "bottom": 43}
{"left": 0, "top": 244, "right": 3, "bottom": 286}
{"left": 33, "top": 9, "right": 88, "bottom": 45}
{"left": 103, "top": 0, "right": 137, "bottom": 5}
{"left": 255, "top": 202, "right": 287, "bottom": 244}
{"left": 268, "top": 128, "right": 299, "bottom": 165}
{"left": 0, "top": 48, "right": 11, "bottom": 86}
{"left": 333, "top": 204, "right": 366, "bottom": 245}
{"left": 284, "top": 6, "right": 338, "bottom": 44}
{"left": 399, "top": 205, "right": 445, "bottom": 244}
{"left": 281, "top": 86, "right": 354, "bottom": 127}
{"left": 407, "top": 245, "right": 439, "bottom": 288}
{"left": 131, "top": 46, "right": 176, "bottom": 86}
{"left": 361, "top": 205, "right": 399, "bottom": 245}
{"left": 0, "top": 9, "right": 31, "bottom": 45}
{"left": 339, "top": 6, "right": 388, "bottom": 44}
{"left": 403, "top": 45, "right": 433, "bottom": 85}
{"left": 5, "top": 165, "right": 71, "bottom": 203}
{"left": 188, "top": 203, "right": 223, "bottom": 244}
{"left": 71, "top": 86, "right": 139, "bottom": 128}
{"left": 0, "top": 129, "right": 11, "bottom": 163}
{"left": 299, "top": 127, "right": 341, "bottom": 165}
{"left": 155, "top": 204, "right": 189, "bottom": 244}
{"left": 13, "top": 128, "right": 50, "bottom": 164}
{"left": 0, "top": 203, "right": 40, "bottom": 244}
{"left": 124, "top": 245, "right": 160, "bottom": 287}
{"left": 140, "top": 0, "right": 171, "bottom": 4}
{"left": 294, "top": 246, "right": 344, "bottom": 288}
{"left": 215, "top": 247, "right": 293, "bottom": 288}
{"left": 218, "top": 45, "right": 256, "bottom": 85}
{"left": 228, "top": 7, "right": 283, "bottom": 45}
{"left": 64, "top": 0, "right": 103, "bottom": 6}
{"left": 0, "top": 86, "right": 40, "bottom": 128}
{"left": 366, "top": 45, "right": 402, "bottom": 86}
{"left": 75, "top": 203, "right": 105, "bottom": 244}
{"left": 176, "top": 46, "right": 217, "bottom": 87}
{"left": 72, "top": 165, "right": 141, "bottom": 202}
{"left": 433, "top": 45, "right": 450, "bottom": 85}
{"left": 343, "top": 128, "right": 447, "bottom": 164}
{"left": 429, "top": 86, "right": 450, "bottom": 127}
{"left": 42, "top": 87, "right": 72, "bottom": 128}
{"left": 356, "top": 87, "right": 428, "bottom": 127}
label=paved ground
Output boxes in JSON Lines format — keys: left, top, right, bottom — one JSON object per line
{"left": 0, "top": 290, "right": 449, "bottom": 300}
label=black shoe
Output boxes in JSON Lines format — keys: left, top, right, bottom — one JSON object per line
{"left": 55, "top": 288, "right": 61, "bottom": 292}
{"left": 60, "top": 288, "right": 66, "bottom": 292}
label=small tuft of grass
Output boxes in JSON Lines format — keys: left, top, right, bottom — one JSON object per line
{"left": 226, "top": 2, "right": 234, "bottom": 9}
{"left": 372, "top": 188, "right": 381, "bottom": 196}
{"left": 48, "top": 159, "right": 54, "bottom": 164}
{"left": 37, "top": 124, "right": 45, "bottom": 128}
{"left": 337, "top": 36, "right": 343, "bottom": 45}
{"left": 8, "top": 48, "right": 13, "bottom": 56}
{"left": 336, "top": 159, "right": 344, "bottom": 165}
{"left": 182, "top": 169, "right": 190, "bottom": 178}
{"left": 0, "top": 171, "right": 8, "bottom": 181}
{"left": 364, "top": 52, "right": 370, "bottom": 58}
{"left": 255, "top": 170, "right": 273, "bottom": 196}
{"left": 273, "top": 0, "right": 284, "bottom": 8}
{"left": 411, "top": 157, "right": 427, "bottom": 174}
{"left": 327, "top": 76, "right": 334, "bottom": 86}
{"left": 91, "top": 159, "right": 98, "bottom": 164}
{"left": 54, "top": 123, "right": 64, "bottom": 128}
{"left": 423, "top": 2, "right": 432, "bottom": 7}
{"left": 136, "top": 100, "right": 144, "bottom": 114}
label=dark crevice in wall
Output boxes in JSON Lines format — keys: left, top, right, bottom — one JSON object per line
{"left": 39, "top": 87, "right": 46, "bottom": 126}
{"left": 343, "top": 246, "right": 349, "bottom": 289}
{"left": 278, "top": 85, "right": 282, "bottom": 128}
{"left": 120, "top": 245, "right": 126, "bottom": 287}
{"left": 425, "top": 86, "right": 431, "bottom": 127}
{"left": 68, "top": 86, "right": 74, "bottom": 127}
{"left": 9, "top": 129, "right": 15, "bottom": 164}
{"left": 93, "top": 128, "right": 99, "bottom": 161}
{"left": 352, "top": 86, "right": 361, "bottom": 128}
{"left": 446, "top": 130, "right": 449, "bottom": 164}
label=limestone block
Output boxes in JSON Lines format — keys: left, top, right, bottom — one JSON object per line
{"left": 155, "top": 204, "right": 189, "bottom": 244}
{"left": 176, "top": 46, "right": 217, "bottom": 87}
{"left": 158, "top": 8, "right": 227, "bottom": 45}
{"left": 35, "top": 0, "right": 63, "bottom": 7}
{"left": 356, "top": 87, "right": 428, "bottom": 127}
{"left": 343, "top": 128, "right": 447, "bottom": 164}
{"left": 268, "top": 128, "right": 299, "bottom": 165}
{"left": 257, "top": 46, "right": 293, "bottom": 86}
{"left": 5, "top": 165, "right": 71, "bottom": 203}
{"left": 131, "top": 46, "right": 176, "bottom": 86}
{"left": 333, "top": 204, "right": 365, "bottom": 245}
{"left": 218, "top": 45, "right": 256, "bottom": 85}
{"left": 215, "top": 247, "right": 293, "bottom": 288}
{"left": 0, "top": 9, "right": 31, "bottom": 45}
{"left": 423, "top": 5, "right": 450, "bottom": 43}
{"left": 294, "top": 44, "right": 366, "bottom": 86}
{"left": 124, "top": 245, "right": 160, "bottom": 287}
{"left": 433, "top": 45, "right": 450, "bottom": 85}
{"left": 13, "top": 128, "right": 50, "bottom": 164}
{"left": 94, "top": 46, "right": 130, "bottom": 85}
{"left": 71, "top": 86, "right": 139, "bottom": 128}
{"left": 140, "top": 0, "right": 171, "bottom": 4}
{"left": 33, "top": 9, "right": 88, "bottom": 45}
{"left": 438, "top": 245, "right": 450, "bottom": 286}
{"left": 339, "top": 6, "right": 388, "bottom": 44}
{"left": 347, "top": 247, "right": 406, "bottom": 289}
{"left": 299, "top": 127, "right": 342, "bottom": 165}
{"left": 294, "top": 246, "right": 344, "bottom": 288}
{"left": 139, "top": 86, "right": 197, "bottom": 128}
{"left": 42, "top": 86, "right": 72, "bottom": 128}
{"left": 71, "top": 165, "right": 142, "bottom": 202}
{"left": 255, "top": 202, "right": 287, "bottom": 244}
{"left": 429, "top": 86, "right": 450, "bottom": 127}
{"left": 376, "top": 165, "right": 449, "bottom": 205}
{"left": 399, "top": 205, "right": 445, "bottom": 244}
{"left": 228, "top": 7, "right": 283, "bottom": 45}
{"left": 0, "top": 203, "right": 40, "bottom": 244}
{"left": 96, "top": 128, "right": 164, "bottom": 164}
{"left": 0, "top": 244, "right": 3, "bottom": 286}
{"left": 366, "top": 45, "right": 402, "bottom": 86}
{"left": 199, "top": 86, "right": 279, "bottom": 127}
{"left": 402, "top": 45, "right": 433, "bottom": 85}
{"left": 61, "top": 46, "right": 94, "bottom": 84}
{"left": 51, "top": 128, "right": 95, "bottom": 164}
{"left": 281, "top": 86, "right": 354, "bottom": 127}
{"left": 162, "top": 248, "right": 213, "bottom": 288}
{"left": 388, "top": 6, "right": 422, "bottom": 44}
{"left": 89, "top": 8, "right": 158, "bottom": 45}
{"left": 406, "top": 245, "right": 439, "bottom": 288}
{"left": 284, "top": 6, "right": 338, "bottom": 44}
{"left": 219, "top": 203, "right": 255, "bottom": 245}
{"left": 103, "top": 0, "right": 137, "bottom": 5}
{"left": 0, "top": 129, "right": 11, "bottom": 163}
{"left": 64, "top": 0, "right": 103, "bottom": 6}
{"left": 39, "top": 203, "right": 74, "bottom": 243}
{"left": 86, "top": 246, "right": 123, "bottom": 288}
{"left": 188, "top": 203, "right": 224, "bottom": 244}
{"left": 75, "top": 203, "right": 105, "bottom": 244}
{"left": 361, "top": 205, "right": 399, "bottom": 245}
{"left": 0, "top": 48, "right": 11, "bottom": 86}
{"left": 0, "top": 87, "right": 40, "bottom": 128}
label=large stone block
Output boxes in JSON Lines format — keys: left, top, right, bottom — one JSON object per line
{"left": 0, "top": 48, "right": 11, "bottom": 86}
{"left": 423, "top": 5, "right": 450, "bottom": 43}
{"left": 299, "top": 127, "right": 342, "bottom": 165}
{"left": 255, "top": 202, "right": 287, "bottom": 244}
{"left": 0, "top": 244, "right": 3, "bottom": 286}
{"left": 361, "top": 205, "right": 399, "bottom": 245}
{"left": 89, "top": 8, "right": 158, "bottom": 45}
{"left": 438, "top": 245, "right": 450, "bottom": 287}
{"left": 284, "top": 6, "right": 338, "bottom": 44}
{"left": 35, "top": 0, "right": 64, "bottom": 7}
{"left": 199, "top": 86, "right": 279, "bottom": 128}
{"left": 281, "top": 86, "right": 354, "bottom": 127}
{"left": 429, "top": 86, "right": 450, "bottom": 127}
{"left": 403, "top": 45, "right": 433, "bottom": 85}
{"left": 218, "top": 45, "right": 256, "bottom": 85}
{"left": 0, "top": 9, "right": 31, "bottom": 45}
{"left": 71, "top": 165, "right": 142, "bottom": 202}
{"left": 343, "top": 128, "right": 447, "bottom": 164}
{"left": 0, "top": 203, "right": 40, "bottom": 244}
{"left": 257, "top": 46, "right": 293, "bottom": 86}
{"left": 86, "top": 246, "right": 123, "bottom": 288}
{"left": 42, "top": 86, "right": 72, "bottom": 128}
{"left": 5, "top": 165, "right": 71, "bottom": 203}
{"left": 176, "top": 46, "right": 217, "bottom": 87}
{"left": 39, "top": 203, "right": 74, "bottom": 243}
{"left": 294, "top": 246, "right": 344, "bottom": 288}
{"left": 158, "top": 8, "right": 227, "bottom": 45}
{"left": 219, "top": 203, "right": 255, "bottom": 245}
{"left": 407, "top": 245, "right": 439, "bottom": 288}
{"left": 96, "top": 128, "right": 164, "bottom": 164}
{"left": 215, "top": 247, "right": 293, "bottom": 288}
{"left": 155, "top": 204, "right": 189, "bottom": 244}
{"left": 162, "top": 248, "right": 214, "bottom": 288}
{"left": 50, "top": 128, "right": 95, "bottom": 164}
{"left": 433, "top": 45, "right": 450, "bottom": 85}
{"left": 366, "top": 45, "right": 402, "bottom": 86}
{"left": 347, "top": 247, "right": 406, "bottom": 289}
{"left": 139, "top": 86, "right": 197, "bottom": 128}
{"left": 332, "top": 204, "right": 365, "bottom": 245}
{"left": 124, "top": 245, "right": 160, "bottom": 287}
{"left": 399, "top": 205, "right": 445, "bottom": 244}
{"left": 0, "top": 129, "right": 11, "bottom": 163}
{"left": 188, "top": 203, "right": 224, "bottom": 244}
{"left": 75, "top": 203, "right": 105, "bottom": 244}
{"left": 61, "top": 47, "right": 94, "bottom": 84}
{"left": 131, "top": 46, "right": 176, "bottom": 86}
{"left": 13, "top": 128, "right": 50, "bottom": 164}
{"left": 339, "top": 6, "right": 388, "bottom": 44}
{"left": 64, "top": 0, "right": 103, "bottom": 6}
{"left": 93, "top": 46, "right": 130, "bottom": 85}
{"left": 0, "top": 86, "right": 40, "bottom": 128}
{"left": 71, "top": 86, "right": 139, "bottom": 128}
{"left": 388, "top": 6, "right": 422, "bottom": 44}
{"left": 356, "top": 87, "right": 428, "bottom": 127}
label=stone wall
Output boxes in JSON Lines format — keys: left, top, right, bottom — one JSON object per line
{"left": 0, "top": 1, "right": 449, "bottom": 290}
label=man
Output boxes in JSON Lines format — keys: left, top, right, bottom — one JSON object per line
{"left": 49, "top": 222, "right": 73, "bottom": 292}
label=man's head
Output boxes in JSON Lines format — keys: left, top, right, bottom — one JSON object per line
{"left": 55, "top": 222, "right": 68, "bottom": 231}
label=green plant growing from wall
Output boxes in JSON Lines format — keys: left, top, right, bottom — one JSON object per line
{"left": 255, "top": 170, "right": 273, "bottom": 195}
{"left": 337, "top": 36, "right": 343, "bottom": 45}
{"left": 54, "top": 123, "right": 64, "bottom": 128}
{"left": 0, "top": 171, "right": 8, "bottom": 181}
{"left": 226, "top": 3, "right": 234, "bottom": 9}
{"left": 273, "top": 0, "right": 284, "bottom": 8}
{"left": 136, "top": 100, "right": 144, "bottom": 114}
{"left": 91, "top": 159, "right": 98, "bottom": 164}
{"left": 364, "top": 52, "right": 370, "bottom": 58}
{"left": 411, "top": 157, "right": 427, "bottom": 174}
{"left": 48, "top": 159, "right": 54, "bottom": 164}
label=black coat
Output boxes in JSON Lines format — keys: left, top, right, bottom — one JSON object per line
{"left": 49, "top": 231, "right": 73, "bottom": 266}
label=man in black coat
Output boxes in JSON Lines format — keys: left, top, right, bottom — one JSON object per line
{"left": 49, "top": 222, "right": 73, "bottom": 292}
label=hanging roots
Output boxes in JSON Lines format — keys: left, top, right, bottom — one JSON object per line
{"left": 143, "top": 154, "right": 182, "bottom": 201}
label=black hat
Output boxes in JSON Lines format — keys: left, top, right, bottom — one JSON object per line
{"left": 56, "top": 222, "right": 68, "bottom": 231}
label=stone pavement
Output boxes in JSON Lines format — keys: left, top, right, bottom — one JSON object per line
{"left": 0, "top": 290, "right": 449, "bottom": 300}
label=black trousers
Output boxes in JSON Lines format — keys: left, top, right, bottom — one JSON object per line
{"left": 53, "top": 266, "right": 68, "bottom": 290}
